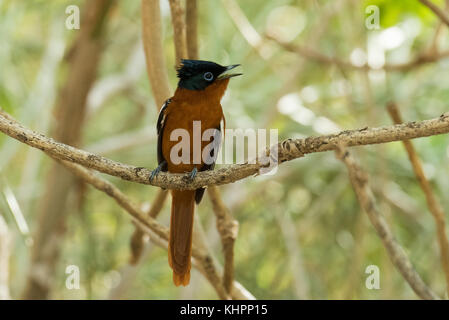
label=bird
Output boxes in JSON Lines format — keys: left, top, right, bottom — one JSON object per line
{"left": 150, "top": 59, "right": 242, "bottom": 286}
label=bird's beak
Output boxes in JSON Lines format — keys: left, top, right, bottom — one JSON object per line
{"left": 217, "top": 64, "right": 242, "bottom": 80}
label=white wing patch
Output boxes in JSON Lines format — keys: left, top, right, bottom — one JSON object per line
{"left": 157, "top": 98, "right": 171, "bottom": 134}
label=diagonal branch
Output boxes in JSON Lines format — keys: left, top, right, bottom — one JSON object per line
{"left": 59, "top": 160, "right": 169, "bottom": 241}
{"left": 420, "top": 0, "right": 449, "bottom": 27}
{"left": 175, "top": 0, "right": 241, "bottom": 298}
{"left": 387, "top": 102, "right": 449, "bottom": 297}
{"left": 141, "top": 0, "right": 245, "bottom": 299}
{"left": 129, "top": 189, "right": 169, "bottom": 265}
{"left": 207, "top": 186, "right": 239, "bottom": 294}
{"left": 267, "top": 35, "right": 449, "bottom": 71}
{"left": 335, "top": 145, "right": 439, "bottom": 300}
{"left": 85, "top": 127, "right": 156, "bottom": 155}
{"left": 22, "top": 0, "right": 116, "bottom": 300}
{"left": 57, "top": 159, "right": 251, "bottom": 299}
{"left": 221, "top": 0, "right": 273, "bottom": 60}
{"left": 1, "top": 109, "right": 449, "bottom": 190}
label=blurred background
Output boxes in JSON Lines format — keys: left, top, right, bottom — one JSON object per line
{"left": 0, "top": 0, "right": 449, "bottom": 299}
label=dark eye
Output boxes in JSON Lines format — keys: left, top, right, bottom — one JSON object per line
{"left": 203, "top": 72, "right": 214, "bottom": 81}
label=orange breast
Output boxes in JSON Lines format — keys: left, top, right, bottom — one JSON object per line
{"left": 162, "top": 82, "right": 227, "bottom": 173}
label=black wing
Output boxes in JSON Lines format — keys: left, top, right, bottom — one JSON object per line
{"left": 156, "top": 98, "right": 171, "bottom": 171}
{"left": 195, "top": 119, "right": 224, "bottom": 204}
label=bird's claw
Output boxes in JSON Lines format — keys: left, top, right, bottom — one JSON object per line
{"left": 149, "top": 161, "right": 166, "bottom": 183}
{"left": 187, "top": 167, "right": 198, "bottom": 182}
{"left": 149, "top": 168, "right": 160, "bottom": 183}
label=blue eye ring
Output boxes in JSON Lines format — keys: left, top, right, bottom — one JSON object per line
{"left": 204, "top": 71, "right": 214, "bottom": 81}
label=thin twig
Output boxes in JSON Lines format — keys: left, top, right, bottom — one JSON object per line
{"left": 186, "top": 0, "right": 198, "bottom": 59}
{"left": 86, "top": 41, "right": 146, "bottom": 118}
{"left": 420, "top": 0, "right": 449, "bottom": 27}
{"left": 1, "top": 109, "right": 449, "bottom": 190}
{"left": 170, "top": 0, "right": 241, "bottom": 298}
{"left": 60, "top": 160, "right": 169, "bottom": 241}
{"left": 335, "top": 145, "right": 440, "bottom": 300}
{"left": 184, "top": 0, "right": 240, "bottom": 296}
{"left": 168, "top": 0, "right": 188, "bottom": 65}
{"left": 141, "top": 0, "right": 242, "bottom": 299}
{"left": 267, "top": 35, "right": 449, "bottom": 71}
{"left": 259, "top": 0, "right": 345, "bottom": 127}
{"left": 207, "top": 186, "right": 239, "bottom": 294}
{"left": 274, "top": 208, "right": 310, "bottom": 299}
{"left": 428, "top": 0, "right": 449, "bottom": 53}
{"left": 55, "top": 156, "right": 253, "bottom": 299}
{"left": 141, "top": 0, "right": 172, "bottom": 108}
{"left": 58, "top": 159, "right": 251, "bottom": 299}
{"left": 190, "top": 216, "right": 230, "bottom": 300}
{"left": 221, "top": 0, "right": 273, "bottom": 60}
{"left": 129, "top": 189, "right": 168, "bottom": 264}
{"left": 22, "top": 0, "right": 116, "bottom": 300}
{"left": 343, "top": 211, "right": 367, "bottom": 299}
{"left": 86, "top": 127, "right": 156, "bottom": 155}
{"left": 387, "top": 102, "right": 449, "bottom": 297}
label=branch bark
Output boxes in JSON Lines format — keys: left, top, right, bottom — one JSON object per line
{"left": 59, "top": 160, "right": 169, "bottom": 241}
{"left": 129, "top": 189, "right": 168, "bottom": 264}
{"left": 335, "top": 145, "right": 439, "bottom": 300}
{"left": 387, "top": 102, "right": 449, "bottom": 297}
{"left": 167, "top": 0, "right": 244, "bottom": 298}
{"left": 186, "top": 0, "right": 199, "bottom": 59}
{"left": 140, "top": 0, "right": 246, "bottom": 299}
{"left": 1, "top": 109, "right": 449, "bottom": 190}
{"left": 57, "top": 159, "right": 251, "bottom": 299}
{"left": 141, "top": 0, "right": 172, "bottom": 108}
{"left": 207, "top": 186, "right": 239, "bottom": 294}
{"left": 168, "top": 0, "right": 188, "bottom": 65}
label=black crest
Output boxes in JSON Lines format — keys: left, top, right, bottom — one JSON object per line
{"left": 176, "top": 59, "right": 227, "bottom": 90}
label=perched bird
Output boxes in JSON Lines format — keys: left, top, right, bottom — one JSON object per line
{"left": 151, "top": 59, "right": 242, "bottom": 286}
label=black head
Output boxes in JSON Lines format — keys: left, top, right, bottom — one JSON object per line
{"left": 177, "top": 59, "right": 242, "bottom": 90}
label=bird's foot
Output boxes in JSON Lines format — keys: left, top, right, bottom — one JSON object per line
{"left": 149, "top": 161, "right": 166, "bottom": 183}
{"left": 187, "top": 167, "right": 198, "bottom": 182}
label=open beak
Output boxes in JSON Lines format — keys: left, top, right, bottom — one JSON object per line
{"left": 217, "top": 64, "right": 242, "bottom": 80}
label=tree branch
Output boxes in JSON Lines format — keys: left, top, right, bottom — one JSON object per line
{"left": 129, "top": 189, "right": 168, "bottom": 264}
{"left": 141, "top": 0, "right": 172, "bottom": 108}
{"left": 387, "top": 102, "right": 449, "bottom": 297}
{"left": 420, "top": 0, "right": 449, "bottom": 27}
{"left": 168, "top": 0, "right": 188, "bottom": 65}
{"left": 57, "top": 159, "right": 252, "bottom": 299}
{"left": 1, "top": 109, "right": 449, "bottom": 190}
{"left": 140, "top": 0, "right": 248, "bottom": 299}
{"left": 22, "top": 0, "right": 115, "bottom": 300}
{"left": 335, "top": 145, "right": 440, "bottom": 300}
{"left": 181, "top": 0, "right": 242, "bottom": 298}
{"left": 207, "top": 186, "right": 239, "bottom": 294}
{"left": 221, "top": 0, "right": 273, "bottom": 60}
{"left": 267, "top": 35, "right": 449, "bottom": 71}
{"left": 59, "top": 160, "right": 169, "bottom": 241}
{"left": 186, "top": 0, "right": 198, "bottom": 59}
{"left": 85, "top": 127, "right": 156, "bottom": 156}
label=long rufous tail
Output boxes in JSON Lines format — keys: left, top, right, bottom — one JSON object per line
{"left": 168, "top": 190, "right": 195, "bottom": 286}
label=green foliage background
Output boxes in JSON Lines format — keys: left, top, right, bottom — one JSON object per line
{"left": 0, "top": 0, "right": 449, "bottom": 299}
